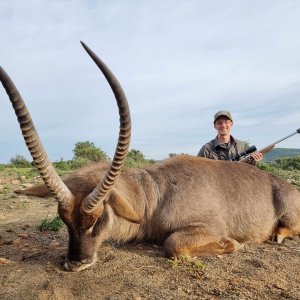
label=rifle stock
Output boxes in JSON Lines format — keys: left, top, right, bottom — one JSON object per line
{"left": 259, "top": 145, "right": 275, "bottom": 155}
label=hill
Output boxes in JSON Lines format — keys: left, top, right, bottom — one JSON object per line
{"left": 263, "top": 148, "right": 300, "bottom": 162}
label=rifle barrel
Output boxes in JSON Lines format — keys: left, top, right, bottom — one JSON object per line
{"left": 258, "top": 129, "right": 300, "bottom": 152}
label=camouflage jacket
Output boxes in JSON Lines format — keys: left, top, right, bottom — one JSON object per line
{"left": 197, "top": 136, "right": 247, "bottom": 161}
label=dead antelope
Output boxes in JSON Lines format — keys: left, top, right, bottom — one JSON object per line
{"left": 1, "top": 42, "right": 300, "bottom": 272}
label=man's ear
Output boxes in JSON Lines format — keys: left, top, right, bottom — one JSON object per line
{"left": 107, "top": 189, "right": 142, "bottom": 224}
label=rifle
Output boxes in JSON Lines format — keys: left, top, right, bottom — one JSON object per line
{"left": 234, "top": 128, "right": 300, "bottom": 163}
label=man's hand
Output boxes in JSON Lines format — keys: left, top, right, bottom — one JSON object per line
{"left": 248, "top": 152, "right": 263, "bottom": 165}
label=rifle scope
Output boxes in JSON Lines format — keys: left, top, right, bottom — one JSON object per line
{"left": 231, "top": 145, "right": 257, "bottom": 161}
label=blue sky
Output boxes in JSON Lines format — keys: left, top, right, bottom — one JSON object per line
{"left": 0, "top": 1, "right": 299, "bottom": 163}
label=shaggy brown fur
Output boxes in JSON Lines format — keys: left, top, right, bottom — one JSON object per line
{"left": 18, "top": 155, "right": 300, "bottom": 269}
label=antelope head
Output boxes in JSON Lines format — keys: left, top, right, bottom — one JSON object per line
{"left": 0, "top": 42, "right": 140, "bottom": 271}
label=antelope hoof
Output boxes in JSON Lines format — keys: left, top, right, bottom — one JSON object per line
{"left": 276, "top": 234, "right": 284, "bottom": 244}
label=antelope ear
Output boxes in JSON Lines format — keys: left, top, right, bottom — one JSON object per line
{"left": 15, "top": 184, "right": 51, "bottom": 198}
{"left": 107, "top": 189, "right": 141, "bottom": 224}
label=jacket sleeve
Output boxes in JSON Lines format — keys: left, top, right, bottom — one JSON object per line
{"left": 197, "top": 145, "right": 209, "bottom": 157}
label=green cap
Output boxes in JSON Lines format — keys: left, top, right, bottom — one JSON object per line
{"left": 214, "top": 110, "right": 233, "bottom": 123}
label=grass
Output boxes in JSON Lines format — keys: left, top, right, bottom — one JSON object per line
{"left": 0, "top": 185, "right": 12, "bottom": 196}
{"left": 38, "top": 214, "right": 64, "bottom": 231}
{"left": 16, "top": 201, "right": 29, "bottom": 210}
{"left": 169, "top": 255, "right": 207, "bottom": 270}
{"left": 1, "top": 166, "right": 39, "bottom": 179}
{"left": 258, "top": 163, "right": 300, "bottom": 191}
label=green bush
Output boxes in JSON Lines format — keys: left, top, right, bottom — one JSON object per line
{"left": 257, "top": 162, "right": 277, "bottom": 173}
{"left": 54, "top": 157, "right": 92, "bottom": 172}
{"left": 68, "top": 157, "right": 91, "bottom": 169}
{"left": 38, "top": 214, "right": 64, "bottom": 231}
{"left": 125, "top": 149, "right": 155, "bottom": 168}
{"left": 73, "top": 141, "right": 108, "bottom": 162}
{"left": 257, "top": 162, "right": 286, "bottom": 177}
{"left": 273, "top": 156, "right": 300, "bottom": 170}
{"left": 53, "top": 160, "right": 70, "bottom": 171}
{"left": 10, "top": 155, "right": 32, "bottom": 168}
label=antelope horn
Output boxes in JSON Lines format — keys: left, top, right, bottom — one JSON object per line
{"left": 0, "top": 66, "right": 73, "bottom": 207}
{"left": 80, "top": 42, "right": 131, "bottom": 213}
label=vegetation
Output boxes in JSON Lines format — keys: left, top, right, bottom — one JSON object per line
{"left": 50, "top": 141, "right": 110, "bottom": 172}
{"left": 169, "top": 255, "right": 207, "bottom": 270}
{"left": 273, "top": 156, "right": 300, "bottom": 171}
{"left": 38, "top": 214, "right": 64, "bottom": 231}
{"left": 73, "top": 141, "right": 108, "bottom": 162}
{"left": 168, "top": 153, "right": 188, "bottom": 158}
{"left": 10, "top": 155, "right": 32, "bottom": 168}
{"left": 2, "top": 144, "right": 300, "bottom": 191}
{"left": 1, "top": 143, "right": 156, "bottom": 179}
{"left": 125, "top": 149, "right": 156, "bottom": 168}
{"left": 53, "top": 157, "right": 92, "bottom": 173}
{"left": 263, "top": 148, "right": 300, "bottom": 162}
{"left": 257, "top": 156, "right": 300, "bottom": 190}
{"left": 0, "top": 166, "right": 39, "bottom": 179}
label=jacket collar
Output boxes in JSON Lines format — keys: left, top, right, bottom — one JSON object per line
{"left": 212, "top": 135, "right": 236, "bottom": 149}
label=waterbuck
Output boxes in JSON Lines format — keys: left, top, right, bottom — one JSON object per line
{"left": 1, "top": 42, "right": 300, "bottom": 272}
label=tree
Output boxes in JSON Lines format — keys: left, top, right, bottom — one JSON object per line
{"left": 125, "top": 149, "right": 155, "bottom": 168}
{"left": 127, "top": 149, "right": 145, "bottom": 161}
{"left": 73, "top": 141, "right": 108, "bottom": 162}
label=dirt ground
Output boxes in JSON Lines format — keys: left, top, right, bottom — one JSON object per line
{"left": 1, "top": 173, "right": 300, "bottom": 300}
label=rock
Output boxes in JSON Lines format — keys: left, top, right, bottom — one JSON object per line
{"left": 19, "top": 176, "right": 26, "bottom": 181}
{"left": 18, "top": 233, "right": 29, "bottom": 239}
{"left": 0, "top": 257, "right": 11, "bottom": 264}
{"left": 49, "top": 241, "right": 60, "bottom": 247}
{"left": 3, "top": 240, "right": 13, "bottom": 245}
{"left": 21, "top": 183, "right": 34, "bottom": 188}
{"left": 11, "top": 180, "right": 20, "bottom": 185}
{"left": 273, "top": 283, "right": 287, "bottom": 291}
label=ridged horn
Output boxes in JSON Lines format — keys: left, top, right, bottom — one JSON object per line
{"left": 0, "top": 66, "right": 73, "bottom": 207}
{"left": 80, "top": 42, "right": 131, "bottom": 212}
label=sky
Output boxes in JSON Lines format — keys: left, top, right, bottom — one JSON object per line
{"left": 0, "top": 1, "right": 299, "bottom": 163}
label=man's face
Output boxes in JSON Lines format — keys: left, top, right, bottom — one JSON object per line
{"left": 214, "top": 117, "right": 233, "bottom": 136}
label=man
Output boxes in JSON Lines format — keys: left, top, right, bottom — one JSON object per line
{"left": 197, "top": 110, "right": 263, "bottom": 164}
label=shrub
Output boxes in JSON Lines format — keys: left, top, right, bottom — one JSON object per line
{"left": 125, "top": 149, "right": 155, "bottom": 168}
{"left": 273, "top": 156, "right": 300, "bottom": 171}
{"left": 68, "top": 157, "right": 91, "bottom": 169}
{"left": 54, "top": 157, "right": 92, "bottom": 172}
{"left": 10, "top": 155, "right": 32, "bottom": 168}
{"left": 73, "top": 141, "right": 109, "bottom": 162}
{"left": 38, "top": 214, "right": 64, "bottom": 231}
{"left": 257, "top": 162, "right": 286, "bottom": 177}
{"left": 53, "top": 160, "right": 70, "bottom": 171}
